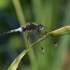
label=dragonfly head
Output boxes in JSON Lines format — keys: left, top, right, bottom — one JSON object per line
{"left": 38, "top": 24, "right": 43, "bottom": 31}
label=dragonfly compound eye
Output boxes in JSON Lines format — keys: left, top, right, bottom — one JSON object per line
{"left": 38, "top": 24, "right": 43, "bottom": 30}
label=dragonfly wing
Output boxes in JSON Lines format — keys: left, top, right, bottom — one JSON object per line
{"left": 33, "top": 42, "right": 44, "bottom": 54}
{"left": 27, "top": 31, "right": 44, "bottom": 54}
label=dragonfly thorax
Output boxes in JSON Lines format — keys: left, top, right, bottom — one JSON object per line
{"left": 37, "top": 24, "right": 43, "bottom": 31}
{"left": 22, "top": 22, "right": 43, "bottom": 32}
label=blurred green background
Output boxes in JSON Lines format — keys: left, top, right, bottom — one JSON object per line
{"left": 0, "top": 0, "right": 70, "bottom": 70}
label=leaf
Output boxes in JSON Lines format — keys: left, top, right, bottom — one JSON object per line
{"left": 7, "top": 48, "right": 28, "bottom": 70}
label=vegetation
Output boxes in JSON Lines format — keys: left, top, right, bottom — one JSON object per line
{"left": 0, "top": 0, "right": 70, "bottom": 70}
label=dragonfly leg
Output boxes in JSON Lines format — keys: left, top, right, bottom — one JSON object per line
{"left": 37, "top": 31, "right": 47, "bottom": 37}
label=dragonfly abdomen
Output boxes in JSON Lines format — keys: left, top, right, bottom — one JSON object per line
{"left": 0, "top": 30, "right": 15, "bottom": 36}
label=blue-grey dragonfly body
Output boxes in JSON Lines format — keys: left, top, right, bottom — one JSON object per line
{"left": 0, "top": 22, "right": 43, "bottom": 36}
{"left": 0, "top": 22, "right": 44, "bottom": 54}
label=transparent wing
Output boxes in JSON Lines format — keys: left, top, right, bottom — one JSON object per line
{"left": 43, "top": 26, "right": 70, "bottom": 36}
{"left": 27, "top": 26, "right": 69, "bottom": 54}
{"left": 27, "top": 30, "right": 45, "bottom": 54}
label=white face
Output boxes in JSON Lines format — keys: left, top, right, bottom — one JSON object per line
{"left": 38, "top": 24, "right": 43, "bottom": 31}
{"left": 40, "top": 27, "right": 43, "bottom": 30}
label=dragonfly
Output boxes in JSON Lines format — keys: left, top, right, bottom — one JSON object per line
{"left": 0, "top": 22, "right": 47, "bottom": 53}
{"left": 0, "top": 22, "right": 44, "bottom": 36}
{"left": 0, "top": 22, "right": 57, "bottom": 54}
